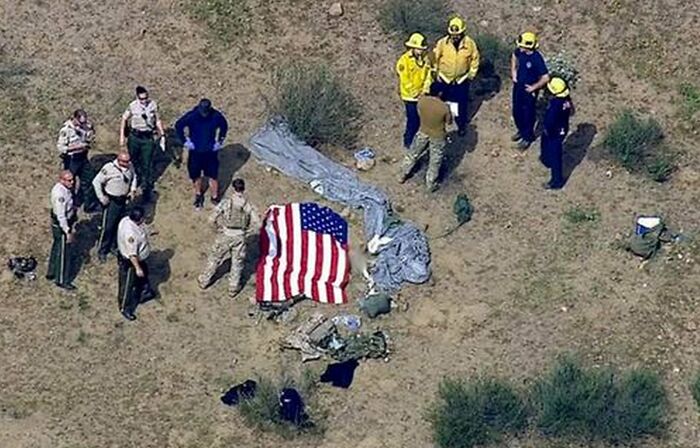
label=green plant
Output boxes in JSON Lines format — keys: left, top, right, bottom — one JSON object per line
{"left": 269, "top": 62, "right": 362, "bottom": 148}
{"left": 377, "top": 0, "right": 450, "bottom": 42}
{"left": 429, "top": 377, "right": 527, "bottom": 448}
{"left": 692, "top": 373, "right": 700, "bottom": 410}
{"left": 238, "top": 372, "right": 321, "bottom": 437}
{"left": 679, "top": 83, "right": 700, "bottom": 119}
{"left": 563, "top": 206, "right": 599, "bottom": 224}
{"left": 546, "top": 51, "right": 580, "bottom": 88}
{"left": 188, "top": 0, "right": 250, "bottom": 45}
{"left": 532, "top": 357, "right": 667, "bottom": 444}
{"left": 603, "top": 110, "right": 675, "bottom": 181}
{"left": 473, "top": 33, "right": 511, "bottom": 78}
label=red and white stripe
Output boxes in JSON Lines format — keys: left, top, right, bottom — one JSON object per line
{"left": 256, "top": 204, "right": 350, "bottom": 304}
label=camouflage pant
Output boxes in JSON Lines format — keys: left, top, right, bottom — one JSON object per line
{"left": 401, "top": 131, "right": 446, "bottom": 189}
{"left": 198, "top": 232, "right": 246, "bottom": 295}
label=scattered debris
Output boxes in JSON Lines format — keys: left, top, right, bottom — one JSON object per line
{"left": 359, "top": 293, "right": 392, "bottom": 318}
{"left": 354, "top": 147, "right": 376, "bottom": 171}
{"left": 7, "top": 256, "right": 37, "bottom": 280}
{"left": 221, "top": 380, "right": 257, "bottom": 406}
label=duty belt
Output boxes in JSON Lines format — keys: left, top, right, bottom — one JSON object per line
{"left": 130, "top": 129, "right": 153, "bottom": 138}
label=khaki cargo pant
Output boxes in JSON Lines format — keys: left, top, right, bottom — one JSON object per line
{"left": 198, "top": 231, "right": 246, "bottom": 296}
{"left": 401, "top": 131, "right": 446, "bottom": 190}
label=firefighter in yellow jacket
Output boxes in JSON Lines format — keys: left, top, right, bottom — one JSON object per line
{"left": 433, "top": 16, "right": 480, "bottom": 136}
{"left": 396, "top": 32, "right": 432, "bottom": 149}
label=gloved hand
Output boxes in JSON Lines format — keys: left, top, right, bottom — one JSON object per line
{"left": 213, "top": 141, "right": 223, "bottom": 152}
{"left": 184, "top": 138, "right": 195, "bottom": 151}
{"left": 159, "top": 136, "right": 166, "bottom": 152}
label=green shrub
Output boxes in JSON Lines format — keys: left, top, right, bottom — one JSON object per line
{"left": 532, "top": 357, "right": 667, "bottom": 444}
{"left": 377, "top": 0, "right": 451, "bottom": 41}
{"left": 473, "top": 33, "right": 511, "bottom": 78}
{"left": 188, "top": 0, "right": 250, "bottom": 44}
{"left": 546, "top": 51, "right": 580, "bottom": 89}
{"left": 268, "top": 61, "right": 362, "bottom": 148}
{"left": 603, "top": 110, "right": 675, "bottom": 181}
{"left": 692, "top": 373, "right": 700, "bottom": 410}
{"left": 679, "top": 83, "right": 700, "bottom": 119}
{"left": 238, "top": 372, "right": 320, "bottom": 437}
{"left": 430, "top": 377, "right": 527, "bottom": 448}
{"left": 563, "top": 206, "right": 599, "bottom": 224}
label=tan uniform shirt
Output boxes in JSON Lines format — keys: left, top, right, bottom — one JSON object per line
{"left": 417, "top": 96, "right": 452, "bottom": 139}
{"left": 122, "top": 100, "right": 159, "bottom": 132}
{"left": 117, "top": 217, "right": 151, "bottom": 261}
{"left": 50, "top": 183, "right": 76, "bottom": 234}
{"left": 209, "top": 192, "right": 261, "bottom": 236}
{"left": 56, "top": 119, "right": 95, "bottom": 155}
{"left": 92, "top": 161, "right": 137, "bottom": 204}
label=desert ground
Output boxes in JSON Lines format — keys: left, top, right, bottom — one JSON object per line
{"left": 1, "top": 1, "right": 699, "bottom": 447}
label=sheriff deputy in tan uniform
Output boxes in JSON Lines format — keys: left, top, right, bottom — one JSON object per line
{"left": 92, "top": 151, "right": 137, "bottom": 262}
{"left": 47, "top": 170, "right": 78, "bottom": 290}
{"left": 119, "top": 86, "right": 165, "bottom": 202}
{"left": 116, "top": 206, "right": 155, "bottom": 321}
{"left": 57, "top": 109, "right": 99, "bottom": 212}
{"left": 198, "top": 178, "right": 261, "bottom": 298}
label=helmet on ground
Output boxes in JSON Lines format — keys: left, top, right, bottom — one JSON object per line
{"left": 448, "top": 17, "right": 466, "bottom": 35}
{"left": 547, "top": 77, "right": 570, "bottom": 97}
{"left": 405, "top": 33, "right": 428, "bottom": 50}
{"left": 516, "top": 31, "right": 539, "bottom": 49}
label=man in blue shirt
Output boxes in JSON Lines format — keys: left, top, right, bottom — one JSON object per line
{"left": 175, "top": 99, "right": 229, "bottom": 209}
{"left": 541, "top": 77, "right": 575, "bottom": 190}
{"left": 510, "top": 32, "right": 549, "bottom": 150}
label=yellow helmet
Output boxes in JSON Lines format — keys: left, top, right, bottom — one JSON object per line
{"left": 516, "top": 31, "right": 539, "bottom": 50}
{"left": 448, "top": 17, "right": 467, "bottom": 35}
{"left": 547, "top": 77, "right": 570, "bottom": 97}
{"left": 405, "top": 32, "right": 428, "bottom": 50}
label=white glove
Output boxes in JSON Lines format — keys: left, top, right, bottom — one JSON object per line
{"left": 213, "top": 141, "right": 223, "bottom": 152}
{"left": 184, "top": 138, "right": 195, "bottom": 151}
{"left": 159, "top": 136, "right": 166, "bottom": 152}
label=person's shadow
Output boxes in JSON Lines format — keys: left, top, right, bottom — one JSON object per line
{"left": 71, "top": 213, "right": 102, "bottom": 278}
{"left": 561, "top": 123, "right": 596, "bottom": 186}
{"left": 216, "top": 144, "right": 251, "bottom": 197}
{"left": 467, "top": 60, "right": 503, "bottom": 122}
{"left": 440, "top": 124, "right": 478, "bottom": 184}
{"left": 143, "top": 248, "right": 174, "bottom": 303}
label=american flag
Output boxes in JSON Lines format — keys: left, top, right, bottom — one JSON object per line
{"left": 256, "top": 203, "right": 350, "bottom": 304}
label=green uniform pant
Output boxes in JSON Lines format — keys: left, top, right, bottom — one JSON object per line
{"left": 402, "top": 131, "right": 446, "bottom": 189}
{"left": 118, "top": 256, "right": 151, "bottom": 314}
{"left": 127, "top": 134, "right": 156, "bottom": 195}
{"left": 47, "top": 215, "right": 75, "bottom": 285}
{"left": 197, "top": 232, "right": 246, "bottom": 295}
{"left": 63, "top": 153, "right": 98, "bottom": 210}
{"left": 97, "top": 195, "right": 127, "bottom": 256}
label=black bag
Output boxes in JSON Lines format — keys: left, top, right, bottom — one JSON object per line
{"left": 279, "top": 388, "right": 311, "bottom": 427}
{"left": 7, "top": 257, "right": 38, "bottom": 279}
{"left": 220, "top": 380, "right": 257, "bottom": 406}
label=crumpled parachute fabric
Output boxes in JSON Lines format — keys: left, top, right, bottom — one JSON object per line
{"left": 248, "top": 121, "right": 431, "bottom": 294}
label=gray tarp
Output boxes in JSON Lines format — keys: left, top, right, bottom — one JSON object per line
{"left": 248, "top": 122, "right": 431, "bottom": 294}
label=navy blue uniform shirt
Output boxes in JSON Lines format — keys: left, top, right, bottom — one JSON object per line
{"left": 175, "top": 108, "right": 228, "bottom": 151}
{"left": 543, "top": 97, "right": 573, "bottom": 138}
{"left": 514, "top": 49, "right": 548, "bottom": 86}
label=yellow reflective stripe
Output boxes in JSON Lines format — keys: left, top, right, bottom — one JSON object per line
{"left": 120, "top": 266, "right": 132, "bottom": 312}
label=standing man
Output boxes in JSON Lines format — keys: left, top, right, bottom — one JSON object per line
{"left": 116, "top": 206, "right": 155, "bottom": 321}
{"left": 432, "top": 16, "right": 480, "bottom": 136}
{"left": 92, "top": 151, "right": 137, "bottom": 262}
{"left": 57, "top": 109, "right": 98, "bottom": 212}
{"left": 119, "top": 86, "right": 165, "bottom": 203}
{"left": 175, "top": 98, "right": 228, "bottom": 209}
{"left": 511, "top": 32, "right": 550, "bottom": 150}
{"left": 396, "top": 32, "right": 433, "bottom": 149}
{"left": 541, "top": 77, "right": 575, "bottom": 190}
{"left": 198, "top": 178, "right": 260, "bottom": 298}
{"left": 398, "top": 83, "right": 452, "bottom": 192}
{"left": 47, "top": 170, "right": 78, "bottom": 290}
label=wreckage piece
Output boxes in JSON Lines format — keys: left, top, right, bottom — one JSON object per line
{"left": 282, "top": 313, "right": 337, "bottom": 362}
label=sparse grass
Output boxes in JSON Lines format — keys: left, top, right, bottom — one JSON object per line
{"left": 532, "top": 357, "right": 667, "bottom": 444}
{"left": 187, "top": 0, "right": 251, "bottom": 45}
{"left": 546, "top": 52, "right": 580, "bottom": 89}
{"left": 602, "top": 110, "right": 675, "bottom": 182}
{"left": 563, "top": 206, "right": 599, "bottom": 224}
{"left": 268, "top": 61, "right": 362, "bottom": 148}
{"left": 692, "top": 373, "right": 700, "bottom": 410}
{"left": 77, "top": 293, "right": 90, "bottom": 312}
{"left": 376, "top": 0, "right": 451, "bottom": 42}
{"left": 429, "top": 377, "right": 528, "bottom": 448}
{"left": 238, "top": 371, "right": 322, "bottom": 437}
{"left": 77, "top": 330, "right": 89, "bottom": 345}
{"left": 678, "top": 83, "right": 700, "bottom": 119}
